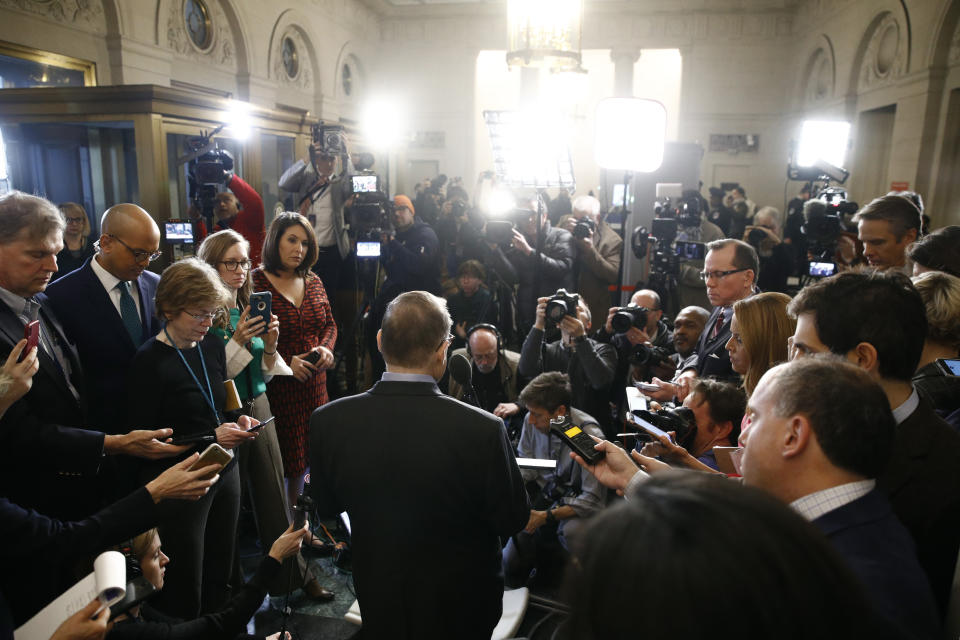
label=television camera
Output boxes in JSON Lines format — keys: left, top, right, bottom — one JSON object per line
{"left": 182, "top": 124, "right": 233, "bottom": 227}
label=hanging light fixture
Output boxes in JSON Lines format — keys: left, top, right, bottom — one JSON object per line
{"left": 506, "top": 0, "right": 584, "bottom": 72}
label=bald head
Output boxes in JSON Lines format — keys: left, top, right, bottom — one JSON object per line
{"left": 379, "top": 291, "right": 452, "bottom": 374}
{"left": 101, "top": 204, "right": 157, "bottom": 236}
{"left": 97, "top": 204, "right": 161, "bottom": 281}
{"left": 630, "top": 289, "right": 662, "bottom": 333}
{"left": 468, "top": 327, "right": 500, "bottom": 374}
{"left": 673, "top": 305, "right": 710, "bottom": 357}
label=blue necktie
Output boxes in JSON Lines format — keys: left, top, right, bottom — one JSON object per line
{"left": 117, "top": 281, "right": 143, "bottom": 346}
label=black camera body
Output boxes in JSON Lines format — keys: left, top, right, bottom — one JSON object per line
{"left": 635, "top": 406, "right": 697, "bottom": 449}
{"left": 746, "top": 227, "right": 767, "bottom": 247}
{"left": 546, "top": 288, "right": 580, "bottom": 324}
{"left": 802, "top": 187, "right": 858, "bottom": 262}
{"left": 629, "top": 343, "right": 672, "bottom": 367}
{"left": 312, "top": 122, "right": 345, "bottom": 156}
{"left": 486, "top": 219, "right": 515, "bottom": 245}
{"left": 611, "top": 304, "right": 649, "bottom": 334}
{"left": 572, "top": 217, "right": 595, "bottom": 240}
{"left": 185, "top": 131, "right": 233, "bottom": 221}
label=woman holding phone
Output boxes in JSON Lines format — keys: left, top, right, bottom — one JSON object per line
{"left": 196, "top": 230, "right": 333, "bottom": 600}
{"left": 128, "top": 258, "right": 258, "bottom": 619}
{"left": 252, "top": 213, "right": 337, "bottom": 514}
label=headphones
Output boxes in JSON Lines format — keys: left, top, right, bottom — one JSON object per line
{"left": 465, "top": 323, "right": 502, "bottom": 356}
{"left": 117, "top": 538, "right": 143, "bottom": 580}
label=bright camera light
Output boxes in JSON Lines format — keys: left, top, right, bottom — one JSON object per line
{"left": 484, "top": 188, "right": 516, "bottom": 217}
{"left": 796, "top": 120, "right": 850, "bottom": 168}
{"left": 362, "top": 98, "right": 405, "bottom": 150}
{"left": 223, "top": 100, "right": 252, "bottom": 141}
{"left": 595, "top": 98, "right": 666, "bottom": 172}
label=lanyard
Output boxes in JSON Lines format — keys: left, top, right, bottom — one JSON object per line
{"left": 163, "top": 325, "right": 221, "bottom": 427}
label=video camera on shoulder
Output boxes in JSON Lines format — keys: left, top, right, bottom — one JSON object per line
{"left": 802, "top": 187, "right": 858, "bottom": 277}
{"left": 183, "top": 125, "right": 233, "bottom": 222}
{"left": 627, "top": 405, "right": 698, "bottom": 449}
{"left": 545, "top": 289, "right": 579, "bottom": 324}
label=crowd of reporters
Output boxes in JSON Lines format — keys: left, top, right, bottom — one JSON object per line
{"left": 3, "top": 142, "right": 960, "bottom": 640}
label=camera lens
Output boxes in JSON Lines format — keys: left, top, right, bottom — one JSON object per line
{"left": 611, "top": 311, "right": 633, "bottom": 334}
{"left": 546, "top": 301, "right": 567, "bottom": 323}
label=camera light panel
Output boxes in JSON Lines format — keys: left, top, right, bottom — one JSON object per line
{"left": 595, "top": 98, "right": 666, "bottom": 173}
{"left": 796, "top": 120, "right": 850, "bottom": 168}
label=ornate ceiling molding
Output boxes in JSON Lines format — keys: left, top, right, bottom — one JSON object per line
{"left": 857, "top": 11, "right": 908, "bottom": 91}
{"left": 0, "top": 0, "right": 106, "bottom": 33}
{"left": 165, "top": 0, "right": 236, "bottom": 69}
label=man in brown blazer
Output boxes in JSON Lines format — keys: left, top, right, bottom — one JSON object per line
{"left": 561, "top": 195, "right": 623, "bottom": 326}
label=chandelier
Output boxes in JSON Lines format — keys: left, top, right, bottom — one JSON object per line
{"left": 506, "top": 0, "right": 584, "bottom": 72}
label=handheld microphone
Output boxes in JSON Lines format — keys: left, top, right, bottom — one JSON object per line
{"left": 448, "top": 352, "right": 480, "bottom": 407}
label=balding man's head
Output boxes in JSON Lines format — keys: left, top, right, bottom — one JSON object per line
{"left": 468, "top": 326, "right": 500, "bottom": 374}
{"left": 673, "top": 305, "right": 710, "bottom": 357}
{"left": 630, "top": 289, "right": 662, "bottom": 333}
{"left": 378, "top": 291, "right": 452, "bottom": 377}
{"left": 98, "top": 204, "right": 161, "bottom": 281}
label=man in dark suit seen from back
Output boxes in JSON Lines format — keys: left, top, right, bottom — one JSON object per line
{"left": 741, "top": 356, "right": 940, "bottom": 638}
{"left": 309, "top": 290, "right": 529, "bottom": 639}
{"left": 788, "top": 270, "right": 960, "bottom": 616}
{"left": 46, "top": 204, "right": 162, "bottom": 437}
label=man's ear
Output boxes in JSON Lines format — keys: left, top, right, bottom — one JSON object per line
{"left": 376, "top": 329, "right": 383, "bottom": 355}
{"left": 713, "top": 420, "right": 734, "bottom": 442}
{"left": 846, "top": 342, "right": 879, "bottom": 374}
{"left": 781, "top": 415, "right": 811, "bottom": 460}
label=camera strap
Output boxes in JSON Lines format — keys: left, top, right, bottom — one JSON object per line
{"left": 164, "top": 325, "right": 222, "bottom": 428}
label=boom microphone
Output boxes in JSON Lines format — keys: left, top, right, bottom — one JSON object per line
{"left": 448, "top": 353, "right": 479, "bottom": 407}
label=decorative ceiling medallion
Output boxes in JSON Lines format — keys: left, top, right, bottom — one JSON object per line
{"left": 184, "top": 0, "right": 213, "bottom": 51}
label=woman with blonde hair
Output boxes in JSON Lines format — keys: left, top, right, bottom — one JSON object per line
{"left": 727, "top": 291, "right": 796, "bottom": 398}
{"left": 196, "top": 230, "right": 333, "bottom": 600}
{"left": 128, "top": 258, "right": 259, "bottom": 619}
{"left": 54, "top": 202, "right": 95, "bottom": 279}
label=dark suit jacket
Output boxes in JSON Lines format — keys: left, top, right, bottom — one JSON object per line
{"left": 309, "top": 380, "right": 530, "bottom": 640}
{"left": 0, "top": 487, "right": 157, "bottom": 629}
{"left": 46, "top": 258, "right": 161, "bottom": 434}
{"left": 693, "top": 306, "right": 736, "bottom": 381}
{"left": 878, "top": 399, "right": 960, "bottom": 616}
{"left": 0, "top": 296, "right": 104, "bottom": 519}
{"left": 813, "top": 489, "right": 940, "bottom": 639}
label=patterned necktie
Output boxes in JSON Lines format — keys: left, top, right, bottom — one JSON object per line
{"left": 117, "top": 281, "right": 143, "bottom": 346}
{"left": 712, "top": 308, "right": 726, "bottom": 339}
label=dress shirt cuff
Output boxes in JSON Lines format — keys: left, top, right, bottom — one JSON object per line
{"left": 262, "top": 354, "right": 293, "bottom": 382}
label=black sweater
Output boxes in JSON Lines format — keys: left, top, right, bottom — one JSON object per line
{"left": 107, "top": 556, "right": 281, "bottom": 640}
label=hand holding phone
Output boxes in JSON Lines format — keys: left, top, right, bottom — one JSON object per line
{"left": 189, "top": 443, "right": 233, "bottom": 477}
{"left": 248, "top": 416, "right": 275, "bottom": 432}
{"left": 19, "top": 320, "right": 39, "bottom": 363}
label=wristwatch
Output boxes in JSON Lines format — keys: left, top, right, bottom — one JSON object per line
{"left": 545, "top": 509, "right": 556, "bottom": 524}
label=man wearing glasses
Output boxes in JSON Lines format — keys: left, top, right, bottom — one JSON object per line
{"left": 46, "top": 203, "right": 163, "bottom": 441}
{"left": 0, "top": 194, "right": 185, "bottom": 521}
{"left": 646, "top": 239, "right": 757, "bottom": 401}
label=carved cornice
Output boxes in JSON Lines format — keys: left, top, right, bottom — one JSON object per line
{"left": 165, "top": 0, "right": 236, "bottom": 69}
{"left": 0, "top": 0, "right": 105, "bottom": 33}
{"left": 858, "top": 12, "right": 907, "bottom": 91}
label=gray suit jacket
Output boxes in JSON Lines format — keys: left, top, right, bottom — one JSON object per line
{"left": 279, "top": 159, "right": 352, "bottom": 259}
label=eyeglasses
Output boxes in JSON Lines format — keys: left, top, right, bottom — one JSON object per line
{"left": 65, "top": 217, "right": 85, "bottom": 224}
{"left": 183, "top": 310, "right": 218, "bottom": 322}
{"left": 699, "top": 268, "right": 749, "bottom": 282}
{"left": 108, "top": 234, "right": 162, "bottom": 264}
{"left": 436, "top": 332, "right": 454, "bottom": 351}
{"left": 220, "top": 259, "right": 252, "bottom": 272}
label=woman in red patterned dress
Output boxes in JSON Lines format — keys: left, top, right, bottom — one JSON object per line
{"left": 253, "top": 212, "right": 336, "bottom": 512}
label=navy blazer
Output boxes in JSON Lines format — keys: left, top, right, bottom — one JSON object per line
{"left": 309, "top": 379, "right": 530, "bottom": 640}
{"left": 878, "top": 399, "right": 960, "bottom": 616}
{"left": 694, "top": 306, "right": 736, "bottom": 381}
{"left": 46, "top": 258, "right": 161, "bottom": 434}
{"left": 813, "top": 489, "right": 940, "bottom": 639}
{"left": 0, "top": 296, "right": 104, "bottom": 519}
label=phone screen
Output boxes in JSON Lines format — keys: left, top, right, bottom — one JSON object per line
{"left": 939, "top": 358, "right": 960, "bottom": 376}
{"left": 357, "top": 241, "right": 381, "bottom": 257}
{"left": 352, "top": 175, "right": 378, "bottom": 193}
{"left": 808, "top": 261, "right": 837, "bottom": 277}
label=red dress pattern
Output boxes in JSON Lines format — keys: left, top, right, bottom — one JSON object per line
{"left": 252, "top": 268, "right": 337, "bottom": 477}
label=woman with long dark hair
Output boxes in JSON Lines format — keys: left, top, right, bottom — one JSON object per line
{"left": 252, "top": 213, "right": 336, "bottom": 512}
